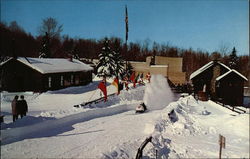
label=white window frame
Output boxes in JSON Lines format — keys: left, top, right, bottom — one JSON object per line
{"left": 71, "top": 75, "right": 74, "bottom": 84}
{"left": 48, "top": 77, "right": 52, "bottom": 88}
{"left": 61, "top": 76, "right": 64, "bottom": 86}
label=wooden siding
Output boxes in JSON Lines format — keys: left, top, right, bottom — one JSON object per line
{"left": 1, "top": 59, "right": 92, "bottom": 92}
{"left": 191, "top": 61, "right": 246, "bottom": 106}
{"left": 216, "top": 73, "right": 245, "bottom": 106}
{"left": 1, "top": 59, "right": 43, "bottom": 92}
{"left": 192, "top": 62, "right": 229, "bottom": 96}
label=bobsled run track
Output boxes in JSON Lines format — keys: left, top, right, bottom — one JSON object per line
{"left": 1, "top": 103, "right": 137, "bottom": 145}
{"left": 1, "top": 75, "right": 249, "bottom": 158}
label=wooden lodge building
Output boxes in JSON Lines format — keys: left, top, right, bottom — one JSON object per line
{"left": 190, "top": 60, "right": 248, "bottom": 106}
{"left": 0, "top": 57, "right": 93, "bottom": 92}
{"left": 130, "top": 56, "right": 186, "bottom": 85}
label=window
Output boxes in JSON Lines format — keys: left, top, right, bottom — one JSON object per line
{"left": 48, "top": 77, "right": 52, "bottom": 88}
{"left": 75, "top": 75, "right": 80, "bottom": 85}
{"left": 61, "top": 76, "right": 64, "bottom": 86}
{"left": 71, "top": 75, "right": 74, "bottom": 84}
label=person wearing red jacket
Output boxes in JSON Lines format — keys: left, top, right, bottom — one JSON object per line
{"left": 146, "top": 72, "right": 151, "bottom": 83}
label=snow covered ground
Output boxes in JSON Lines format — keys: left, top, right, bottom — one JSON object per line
{"left": 1, "top": 75, "right": 249, "bottom": 158}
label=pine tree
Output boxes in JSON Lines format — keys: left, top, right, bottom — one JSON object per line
{"left": 96, "top": 39, "right": 116, "bottom": 78}
{"left": 229, "top": 47, "right": 239, "bottom": 69}
{"left": 72, "top": 45, "right": 80, "bottom": 60}
{"left": 39, "top": 32, "right": 51, "bottom": 58}
{"left": 126, "top": 62, "right": 133, "bottom": 77}
{"left": 113, "top": 50, "right": 125, "bottom": 78}
{"left": 112, "top": 40, "right": 125, "bottom": 78}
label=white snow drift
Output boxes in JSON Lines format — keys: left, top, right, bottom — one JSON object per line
{"left": 1, "top": 76, "right": 249, "bottom": 158}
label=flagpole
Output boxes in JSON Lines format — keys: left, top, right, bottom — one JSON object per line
{"left": 126, "top": 39, "right": 128, "bottom": 76}
{"left": 125, "top": 5, "right": 128, "bottom": 76}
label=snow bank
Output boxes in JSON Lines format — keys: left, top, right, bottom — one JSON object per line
{"left": 143, "top": 75, "right": 174, "bottom": 110}
{"left": 1, "top": 103, "right": 137, "bottom": 145}
{"left": 140, "top": 96, "right": 250, "bottom": 158}
{"left": 2, "top": 77, "right": 248, "bottom": 158}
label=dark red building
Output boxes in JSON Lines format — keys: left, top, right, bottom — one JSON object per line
{"left": 216, "top": 69, "right": 248, "bottom": 106}
{"left": 190, "top": 60, "right": 248, "bottom": 106}
{"left": 0, "top": 57, "right": 93, "bottom": 92}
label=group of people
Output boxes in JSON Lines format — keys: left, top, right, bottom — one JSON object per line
{"left": 122, "top": 72, "right": 151, "bottom": 91}
{"left": 11, "top": 95, "right": 28, "bottom": 122}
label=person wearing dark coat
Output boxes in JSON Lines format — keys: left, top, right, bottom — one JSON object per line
{"left": 11, "top": 95, "right": 19, "bottom": 122}
{"left": 18, "top": 95, "right": 28, "bottom": 118}
{"left": 141, "top": 103, "right": 147, "bottom": 111}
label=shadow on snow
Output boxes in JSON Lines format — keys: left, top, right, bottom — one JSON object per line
{"left": 1, "top": 103, "right": 132, "bottom": 146}
{"left": 1, "top": 115, "right": 56, "bottom": 130}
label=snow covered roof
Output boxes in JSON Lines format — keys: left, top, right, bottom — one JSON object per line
{"left": 1, "top": 57, "right": 93, "bottom": 74}
{"left": 190, "top": 61, "right": 231, "bottom": 80}
{"left": 0, "top": 57, "right": 13, "bottom": 66}
{"left": 216, "top": 69, "right": 248, "bottom": 81}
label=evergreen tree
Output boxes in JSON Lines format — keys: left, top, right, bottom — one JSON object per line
{"left": 71, "top": 45, "right": 80, "bottom": 60}
{"left": 112, "top": 40, "right": 125, "bottom": 78}
{"left": 126, "top": 62, "right": 133, "bottom": 77}
{"left": 229, "top": 47, "right": 239, "bottom": 69}
{"left": 96, "top": 39, "right": 116, "bottom": 78}
{"left": 113, "top": 50, "right": 125, "bottom": 78}
{"left": 39, "top": 32, "right": 51, "bottom": 58}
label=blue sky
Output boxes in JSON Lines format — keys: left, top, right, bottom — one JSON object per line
{"left": 1, "top": 0, "right": 249, "bottom": 55}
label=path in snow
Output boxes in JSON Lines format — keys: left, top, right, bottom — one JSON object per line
{"left": 1, "top": 75, "right": 178, "bottom": 158}
{"left": 1, "top": 103, "right": 138, "bottom": 145}
{"left": 1, "top": 109, "right": 163, "bottom": 158}
{"left": 2, "top": 76, "right": 247, "bottom": 158}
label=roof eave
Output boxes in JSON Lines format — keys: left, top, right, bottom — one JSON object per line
{"left": 216, "top": 70, "right": 248, "bottom": 82}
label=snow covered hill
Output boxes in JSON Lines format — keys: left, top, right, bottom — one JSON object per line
{"left": 1, "top": 76, "right": 249, "bottom": 158}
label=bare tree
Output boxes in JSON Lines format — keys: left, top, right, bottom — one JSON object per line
{"left": 38, "top": 17, "right": 63, "bottom": 39}
{"left": 210, "top": 51, "right": 221, "bottom": 61}
{"left": 9, "top": 21, "right": 25, "bottom": 32}
{"left": 218, "top": 41, "right": 230, "bottom": 56}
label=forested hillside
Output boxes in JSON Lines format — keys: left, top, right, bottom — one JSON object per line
{"left": 1, "top": 22, "right": 249, "bottom": 78}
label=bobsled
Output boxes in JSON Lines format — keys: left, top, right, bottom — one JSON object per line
{"left": 136, "top": 103, "right": 147, "bottom": 113}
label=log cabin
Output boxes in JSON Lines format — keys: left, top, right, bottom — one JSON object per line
{"left": 0, "top": 57, "right": 93, "bottom": 92}
{"left": 190, "top": 60, "right": 248, "bottom": 106}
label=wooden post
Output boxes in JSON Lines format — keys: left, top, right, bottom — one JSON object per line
{"left": 155, "top": 149, "right": 158, "bottom": 159}
{"left": 219, "top": 134, "right": 226, "bottom": 159}
{"left": 219, "top": 142, "right": 222, "bottom": 159}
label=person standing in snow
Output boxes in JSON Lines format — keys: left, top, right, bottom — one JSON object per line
{"left": 124, "top": 76, "right": 129, "bottom": 91}
{"left": 11, "top": 95, "right": 19, "bottom": 122}
{"left": 146, "top": 72, "right": 151, "bottom": 83}
{"left": 19, "top": 95, "right": 28, "bottom": 118}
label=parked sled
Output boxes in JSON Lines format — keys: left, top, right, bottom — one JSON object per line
{"left": 136, "top": 103, "right": 147, "bottom": 113}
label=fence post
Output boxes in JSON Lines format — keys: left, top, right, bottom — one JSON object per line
{"left": 219, "top": 134, "right": 226, "bottom": 159}
{"left": 155, "top": 149, "right": 158, "bottom": 159}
